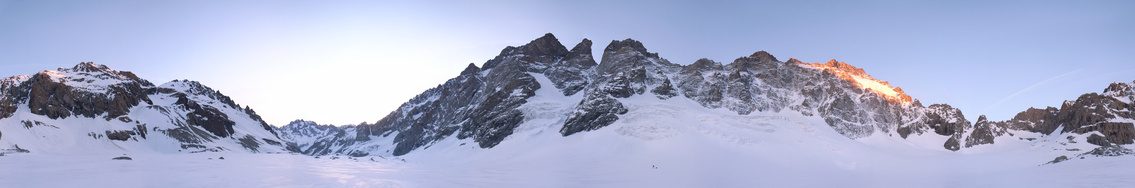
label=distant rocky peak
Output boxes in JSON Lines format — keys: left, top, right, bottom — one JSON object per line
{"left": 817, "top": 60, "right": 868, "bottom": 77}
{"left": 482, "top": 33, "right": 573, "bottom": 70}
{"left": 569, "top": 38, "right": 593, "bottom": 54}
{"left": 500, "top": 33, "right": 569, "bottom": 58}
{"left": 1103, "top": 81, "right": 1134, "bottom": 98}
{"left": 798, "top": 59, "right": 912, "bottom": 104}
{"left": 604, "top": 38, "right": 657, "bottom": 58}
{"left": 286, "top": 119, "right": 318, "bottom": 126}
{"left": 747, "top": 51, "right": 779, "bottom": 63}
{"left": 281, "top": 119, "right": 336, "bottom": 130}
{"left": 69, "top": 62, "right": 111, "bottom": 72}
{"left": 50, "top": 62, "right": 149, "bottom": 86}
{"left": 976, "top": 115, "right": 988, "bottom": 123}
{"left": 682, "top": 58, "right": 723, "bottom": 73}
{"left": 563, "top": 38, "right": 596, "bottom": 66}
{"left": 460, "top": 63, "right": 480, "bottom": 75}
{"left": 163, "top": 79, "right": 212, "bottom": 93}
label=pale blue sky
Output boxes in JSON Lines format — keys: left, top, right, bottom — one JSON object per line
{"left": 1, "top": 0, "right": 1132, "bottom": 126}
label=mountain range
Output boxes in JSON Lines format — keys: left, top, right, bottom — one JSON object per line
{"left": 1, "top": 33, "right": 1132, "bottom": 164}
{"left": 280, "top": 33, "right": 1134, "bottom": 161}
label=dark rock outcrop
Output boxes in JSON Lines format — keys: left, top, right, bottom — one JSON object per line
{"left": 106, "top": 130, "right": 136, "bottom": 141}
{"left": 965, "top": 115, "right": 1003, "bottom": 147}
{"left": 1002, "top": 107, "right": 1060, "bottom": 134}
{"left": 1046, "top": 155, "right": 1069, "bottom": 164}
{"left": 0, "top": 76, "right": 27, "bottom": 119}
{"left": 243, "top": 106, "right": 277, "bottom": 137}
{"left": 651, "top": 78, "right": 678, "bottom": 99}
{"left": 561, "top": 93, "right": 628, "bottom": 136}
{"left": 1075, "top": 122, "right": 1134, "bottom": 146}
{"left": 11, "top": 62, "right": 154, "bottom": 120}
{"left": 176, "top": 93, "right": 235, "bottom": 138}
{"left": 238, "top": 135, "right": 261, "bottom": 152}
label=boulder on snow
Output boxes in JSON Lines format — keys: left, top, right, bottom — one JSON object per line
{"left": 1045, "top": 155, "right": 1069, "bottom": 164}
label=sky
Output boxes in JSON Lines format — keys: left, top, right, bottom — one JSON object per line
{"left": 1, "top": 0, "right": 1132, "bottom": 126}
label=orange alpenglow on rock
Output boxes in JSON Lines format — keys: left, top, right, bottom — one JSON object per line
{"left": 794, "top": 58, "right": 913, "bottom": 104}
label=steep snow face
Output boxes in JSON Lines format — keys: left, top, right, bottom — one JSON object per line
{"left": 0, "top": 63, "right": 289, "bottom": 155}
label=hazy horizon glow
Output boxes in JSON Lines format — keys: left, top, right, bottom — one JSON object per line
{"left": 1, "top": 1, "right": 1132, "bottom": 126}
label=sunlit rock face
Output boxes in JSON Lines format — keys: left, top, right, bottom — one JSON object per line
{"left": 798, "top": 59, "right": 913, "bottom": 104}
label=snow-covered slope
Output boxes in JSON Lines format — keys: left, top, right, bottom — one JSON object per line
{"left": 0, "top": 63, "right": 289, "bottom": 155}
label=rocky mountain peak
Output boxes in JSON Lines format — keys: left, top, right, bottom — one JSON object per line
{"left": 817, "top": 59, "right": 868, "bottom": 77}
{"left": 564, "top": 38, "right": 595, "bottom": 65}
{"left": 798, "top": 59, "right": 912, "bottom": 104}
{"left": 1103, "top": 81, "right": 1134, "bottom": 98}
{"left": 48, "top": 62, "right": 150, "bottom": 86}
{"left": 604, "top": 38, "right": 658, "bottom": 58}
{"left": 502, "top": 33, "right": 569, "bottom": 58}
{"left": 460, "top": 63, "right": 480, "bottom": 75}
{"left": 70, "top": 62, "right": 109, "bottom": 72}
{"left": 482, "top": 33, "right": 572, "bottom": 70}
{"left": 280, "top": 119, "right": 337, "bottom": 131}
{"left": 786, "top": 58, "right": 804, "bottom": 64}
{"left": 683, "top": 58, "right": 722, "bottom": 73}
{"left": 747, "top": 51, "right": 779, "bottom": 62}
{"left": 160, "top": 79, "right": 241, "bottom": 110}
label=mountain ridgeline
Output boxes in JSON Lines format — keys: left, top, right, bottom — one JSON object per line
{"left": 2, "top": 34, "right": 1131, "bottom": 157}
{"left": 0, "top": 63, "right": 292, "bottom": 154}
{"left": 280, "top": 33, "right": 1134, "bottom": 157}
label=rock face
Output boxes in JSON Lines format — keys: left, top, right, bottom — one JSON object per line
{"left": 11, "top": 63, "right": 154, "bottom": 120}
{"left": 279, "top": 34, "right": 1135, "bottom": 156}
{"left": 965, "top": 115, "right": 1003, "bottom": 147}
{"left": 0, "top": 63, "right": 289, "bottom": 154}
{"left": 351, "top": 33, "right": 597, "bottom": 156}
